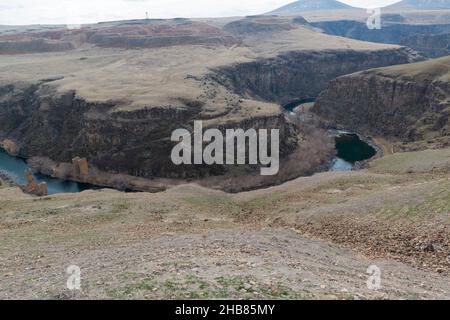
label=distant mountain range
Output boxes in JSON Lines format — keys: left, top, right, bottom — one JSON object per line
{"left": 268, "top": 0, "right": 450, "bottom": 15}
{"left": 268, "top": 0, "right": 353, "bottom": 15}
{"left": 388, "top": 0, "right": 450, "bottom": 9}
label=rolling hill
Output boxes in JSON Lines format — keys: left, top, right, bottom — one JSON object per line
{"left": 268, "top": 0, "right": 353, "bottom": 15}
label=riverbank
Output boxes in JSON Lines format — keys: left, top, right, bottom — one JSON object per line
{"left": 0, "top": 122, "right": 378, "bottom": 195}
{"left": 0, "top": 149, "right": 102, "bottom": 195}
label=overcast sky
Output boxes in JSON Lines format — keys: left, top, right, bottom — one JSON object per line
{"left": 0, "top": 0, "right": 402, "bottom": 25}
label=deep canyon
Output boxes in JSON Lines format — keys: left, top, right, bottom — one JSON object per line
{"left": 1, "top": 1, "right": 450, "bottom": 301}
{"left": 0, "top": 16, "right": 423, "bottom": 191}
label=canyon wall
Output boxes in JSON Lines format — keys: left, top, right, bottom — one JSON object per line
{"left": 0, "top": 82, "right": 294, "bottom": 181}
{"left": 313, "top": 58, "right": 450, "bottom": 149}
{"left": 312, "top": 21, "right": 450, "bottom": 58}
{"left": 211, "top": 48, "right": 422, "bottom": 106}
{"left": 0, "top": 39, "right": 74, "bottom": 55}
{"left": 0, "top": 47, "right": 421, "bottom": 189}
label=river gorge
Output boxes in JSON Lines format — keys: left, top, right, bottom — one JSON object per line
{"left": 0, "top": 129, "right": 377, "bottom": 194}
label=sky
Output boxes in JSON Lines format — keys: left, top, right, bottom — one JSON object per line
{"left": 0, "top": 0, "right": 403, "bottom": 25}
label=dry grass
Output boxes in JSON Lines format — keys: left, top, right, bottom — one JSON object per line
{"left": 0, "top": 17, "right": 397, "bottom": 118}
{"left": 1, "top": 146, "right": 450, "bottom": 299}
{"left": 360, "top": 56, "right": 450, "bottom": 82}
{"left": 369, "top": 147, "right": 450, "bottom": 174}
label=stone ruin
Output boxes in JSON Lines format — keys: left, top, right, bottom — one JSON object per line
{"left": 20, "top": 169, "right": 48, "bottom": 197}
{"left": 72, "top": 157, "right": 89, "bottom": 176}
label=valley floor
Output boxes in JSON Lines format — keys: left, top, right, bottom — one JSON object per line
{"left": 0, "top": 147, "right": 449, "bottom": 300}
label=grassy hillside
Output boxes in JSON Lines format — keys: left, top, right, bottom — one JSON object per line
{"left": 361, "top": 55, "right": 450, "bottom": 82}
{"left": 1, "top": 147, "right": 449, "bottom": 299}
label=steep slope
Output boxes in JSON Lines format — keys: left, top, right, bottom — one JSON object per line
{"left": 211, "top": 47, "right": 421, "bottom": 105}
{"left": 313, "top": 56, "right": 450, "bottom": 150}
{"left": 268, "top": 0, "right": 353, "bottom": 15}
{"left": 388, "top": 0, "right": 450, "bottom": 9}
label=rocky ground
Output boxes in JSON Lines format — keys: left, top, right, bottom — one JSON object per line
{"left": 1, "top": 147, "right": 449, "bottom": 300}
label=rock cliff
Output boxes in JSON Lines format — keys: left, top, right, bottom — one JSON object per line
{"left": 211, "top": 48, "right": 422, "bottom": 105}
{"left": 313, "top": 56, "right": 450, "bottom": 150}
{"left": 0, "top": 82, "right": 294, "bottom": 182}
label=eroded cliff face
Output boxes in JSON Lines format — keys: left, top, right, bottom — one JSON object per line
{"left": 211, "top": 48, "right": 422, "bottom": 106}
{"left": 401, "top": 33, "right": 450, "bottom": 59}
{"left": 0, "top": 82, "right": 295, "bottom": 183}
{"left": 313, "top": 57, "right": 450, "bottom": 150}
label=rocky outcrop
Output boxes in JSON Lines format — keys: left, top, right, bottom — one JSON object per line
{"left": 72, "top": 157, "right": 89, "bottom": 177}
{"left": 211, "top": 48, "right": 422, "bottom": 106}
{"left": 19, "top": 169, "right": 48, "bottom": 196}
{"left": 27, "top": 156, "right": 171, "bottom": 193}
{"left": 401, "top": 33, "right": 450, "bottom": 59}
{"left": 0, "top": 139, "right": 19, "bottom": 155}
{"left": 313, "top": 56, "right": 450, "bottom": 149}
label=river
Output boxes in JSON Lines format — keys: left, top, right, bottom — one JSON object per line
{"left": 0, "top": 131, "right": 376, "bottom": 194}
{"left": 330, "top": 132, "right": 376, "bottom": 171}
{"left": 0, "top": 149, "right": 97, "bottom": 195}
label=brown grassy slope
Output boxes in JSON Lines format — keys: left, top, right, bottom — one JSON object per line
{"left": 0, "top": 147, "right": 449, "bottom": 299}
{"left": 360, "top": 55, "right": 450, "bottom": 82}
{"left": 0, "top": 17, "right": 399, "bottom": 112}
